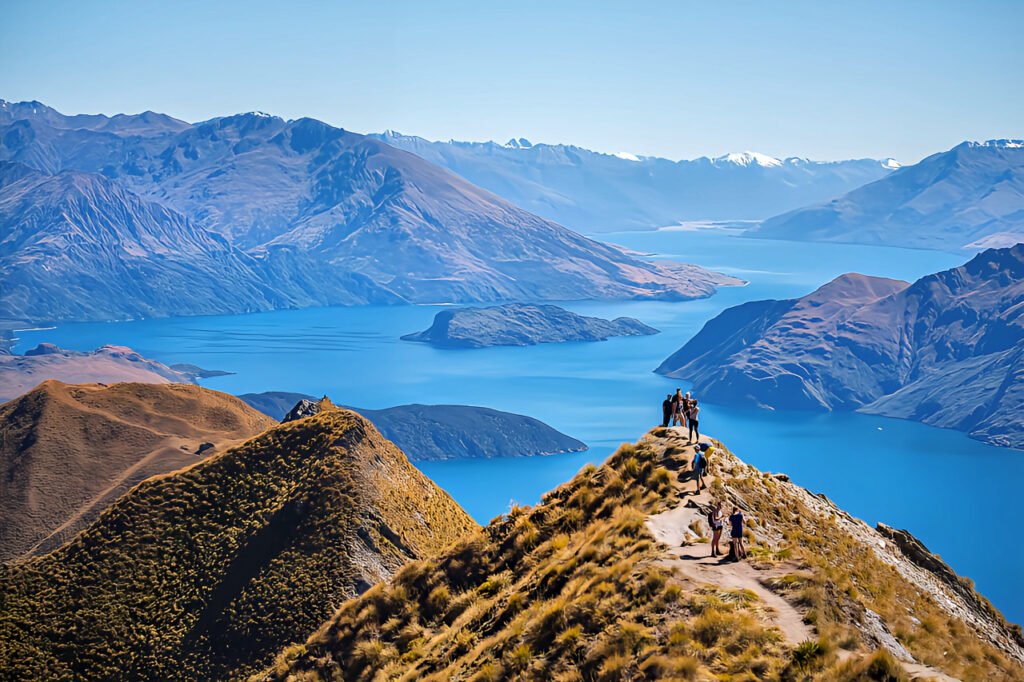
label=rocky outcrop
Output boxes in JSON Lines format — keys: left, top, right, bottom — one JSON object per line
{"left": 402, "top": 303, "right": 660, "bottom": 348}
{"left": 241, "top": 392, "right": 587, "bottom": 460}
{"left": 282, "top": 397, "right": 325, "bottom": 422}
{"left": 754, "top": 140, "right": 1024, "bottom": 250}
{"left": 657, "top": 245, "right": 1024, "bottom": 448}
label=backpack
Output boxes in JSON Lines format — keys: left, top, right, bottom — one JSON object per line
{"left": 706, "top": 509, "right": 716, "bottom": 527}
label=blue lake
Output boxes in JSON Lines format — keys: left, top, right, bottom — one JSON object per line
{"left": 15, "top": 230, "right": 1023, "bottom": 623}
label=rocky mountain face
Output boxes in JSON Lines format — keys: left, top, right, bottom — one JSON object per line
{"left": 0, "top": 343, "right": 214, "bottom": 402}
{"left": 371, "top": 131, "right": 897, "bottom": 233}
{"left": 238, "top": 392, "right": 588, "bottom": 460}
{"left": 0, "top": 399, "right": 476, "bottom": 680}
{"left": 0, "top": 100, "right": 736, "bottom": 324}
{"left": 0, "top": 162, "right": 295, "bottom": 323}
{"left": 755, "top": 140, "right": 1024, "bottom": 250}
{"left": 657, "top": 244, "right": 1024, "bottom": 448}
{"left": 401, "top": 303, "right": 662, "bottom": 348}
{"left": 0, "top": 381, "right": 275, "bottom": 562}
{"left": 259, "top": 429, "right": 1024, "bottom": 681}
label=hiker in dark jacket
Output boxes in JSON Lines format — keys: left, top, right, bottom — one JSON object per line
{"left": 661, "top": 394, "right": 673, "bottom": 427}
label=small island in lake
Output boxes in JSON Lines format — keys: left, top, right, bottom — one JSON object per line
{"left": 400, "top": 303, "right": 659, "bottom": 349}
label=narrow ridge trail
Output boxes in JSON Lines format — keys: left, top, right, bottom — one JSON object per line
{"left": 645, "top": 427, "right": 961, "bottom": 682}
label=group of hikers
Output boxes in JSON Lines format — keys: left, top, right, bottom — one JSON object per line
{"left": 659, "top": 388, "right": 747, "bottom": 561}
{"left": 661, "top": 389, "right": 700, "bottom": 441}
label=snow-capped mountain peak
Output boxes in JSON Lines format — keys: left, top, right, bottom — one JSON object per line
{"left": 882, "top": 158, "right": 902, "bottom": 169}
{"left": 978, "top": 139, "right": 1024, "bottom": 149}
{"left": 505, "top": 137, "right": 533, "bottom": 149}
{"left": 613, "top": 151, "right": 641, "bottom": 162}
{"left": 714, "top": 151, "right": 783, "bottom": 168}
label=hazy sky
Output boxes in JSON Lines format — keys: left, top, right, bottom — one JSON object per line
{"left": 2, "top": 1, "right": 1021, "bottom": 163}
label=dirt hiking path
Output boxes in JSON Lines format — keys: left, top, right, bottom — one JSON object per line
{"left": 644, "top": 427, "right": 960, "bottom": 681}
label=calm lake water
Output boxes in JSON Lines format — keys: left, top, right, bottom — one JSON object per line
{"left": 15, "top": 230, "right": 1024, "bottom": 623}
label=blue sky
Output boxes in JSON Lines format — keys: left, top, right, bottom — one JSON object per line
{"left": 2, "top": 0, "right": 1020, "bottom": 162}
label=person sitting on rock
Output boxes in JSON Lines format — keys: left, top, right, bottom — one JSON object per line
{"left": 728, "top": 506, "right": 746, "bottom": 561}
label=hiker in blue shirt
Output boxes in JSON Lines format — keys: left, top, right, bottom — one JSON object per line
{"left": 692, "top": 447, "right": 707, "bottom": 492}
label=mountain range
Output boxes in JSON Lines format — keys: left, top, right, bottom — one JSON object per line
{"left": 0, "top": 100, "right": 738, "bottom": 324}
{"left": 755, "top": 140, "right": 1024, "bottom": 251}
{"left": 371, "top": 130, "right": 898, "bottom": 233}
{"left": 657, "top": 244, "right": 1024, "bottom": 448}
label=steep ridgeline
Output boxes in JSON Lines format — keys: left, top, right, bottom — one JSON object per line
{"left": 371, "top": 131, "right": 897, "bottom": 233}
{"left": 755, "top": 140, "right": 1024, "bottom": 250}
{"left": 0, "top": 381, "right": 275, "bottom": 562}
{"left": 0, "top": 399, "right": 476, "bottom": 680}
{"left": 260, "top": 430, "right": 1023, "bottom": 681}
{"left": 0, "top": 100, "right": 737, "bottom": 324}
{"left": 237, "top": 392, "right": 588, "bottom": 460}
{"left": 657, "top": 245, "right": 1024, "bottom": 448}
{"left": 0, "top": 343, "right": 217, "bottom": 402}
{"left": 401, "top": 303, "right": 660, "bottom": 348}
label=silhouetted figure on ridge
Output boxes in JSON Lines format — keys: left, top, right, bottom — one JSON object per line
{"left": 661, "top": 394, "right": 673, "bottom": 427}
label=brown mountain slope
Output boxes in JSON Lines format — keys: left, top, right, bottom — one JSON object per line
{"left": 0, "top": 344, "right": 205, "bottom": 403}
{"left": 0, "top": 400, "right": 476, "bottom": 680}
{"left": 0, "top": 380, "right": 276, "bottom": 561}
{"left": 262, "top": 428, "right": 1023, "bottom": 682}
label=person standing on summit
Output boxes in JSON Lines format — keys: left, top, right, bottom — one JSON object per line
{"left": 661, "top": 394, "right": 673, "bottom": 427}
{"left": 688, "top": 399, "right": 700, "bottom": 442}
{"left": 671, "top": 389, "right": 685, "bottom": 427}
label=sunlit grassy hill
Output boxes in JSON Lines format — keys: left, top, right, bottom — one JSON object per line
{"left": 260, "top": 428, "right": 1024, "bottom": 682}
{"left": 0, "top": 400, "right": 476, "bottom": 680}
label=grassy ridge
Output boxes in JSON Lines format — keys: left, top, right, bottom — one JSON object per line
{"left": 261, "top": 430, "right": 1024, "bottom": 681}
{"left": 0, "top": 407, "right": 476, "bottom": 680}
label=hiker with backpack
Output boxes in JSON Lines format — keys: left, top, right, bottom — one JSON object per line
{"left": 708, "top": 501, "right": 724, "bottom": 557}
{"left": 692, "top": 445, "right": 707, "bottom": 492}
{"left": 696, "top": 441, "right": 713, "bottom": 475}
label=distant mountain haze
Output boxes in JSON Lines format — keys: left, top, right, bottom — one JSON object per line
{"left": 371, "top": 131, "right": 898, "bottom": 232}
{"left": 0, "top": 100, "right": 738, "bottom": 324}
{"left": 657, "top": 244, "right": 1024, "bottom": 448}
{"left": 755, "top": 140, "right": 1024, "bottom": 251}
